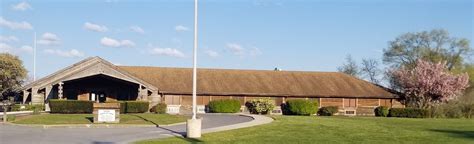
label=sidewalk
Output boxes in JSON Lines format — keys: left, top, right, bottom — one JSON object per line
{"left": 0, "top": 111, "right": 33, "bottom": 116}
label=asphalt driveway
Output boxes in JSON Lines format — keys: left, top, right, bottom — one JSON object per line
{"left": 0, "top": 114, "right": 253, "bottom": 144}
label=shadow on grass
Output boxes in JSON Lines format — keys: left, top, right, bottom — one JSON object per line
{"left": 174, "top": 136, "right": 203, "bottom": 143}
{"left": 129, "top": 114, "right": 159, "bottom": 126}
{"left": 430, "top": 129, "right": 474, "bottom": 140}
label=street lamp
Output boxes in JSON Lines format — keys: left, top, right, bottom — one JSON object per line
{"left": 186, "top": 0, "right": 202, "bottom": 138}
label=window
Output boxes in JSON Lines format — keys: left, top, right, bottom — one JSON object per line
{"left": 345, "top": 110, "right": 356, "bottom": 115}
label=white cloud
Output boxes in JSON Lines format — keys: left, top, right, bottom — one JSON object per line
{"left": 0, "top": 17, "right": 33, "bottom": 30}
{"left": 84, "top": 22, "right": 108, "bottom": 32}
{"left": 150, "top": 47, "right": 185, "bottom": 58}
{"left": 205, "top": 50, "right": 219, "bottom": 58}
{"left": 0, "top": 36, "right": 19, "bottom": 42}
{"left": 175, "top": 25, "right": 189, "bottom": 32}
{"left": 130, "top": 26, "right": 144, "bottom": 34}
{"left": 100, "top": 37, "right": 135, "bottom": 48}
{"left": 37, "top": 32, "right": 60, "bottom": 46}
{"left": 120, "top": 40, "right": 135, "bottom": 47}
{"left": 226, "top": 43, "right": 245, "bottom": 55}
{"left": 44, "top": 49, "right": 84, "bottom": 58}
{"left": 226, "top": 43, "right": 262, "bottom": 57}
{"left": 12, "top": 1, "right": 32, "bottom": 11}
{"left": 0, "top": 43, "right": 33, "bottom": 54}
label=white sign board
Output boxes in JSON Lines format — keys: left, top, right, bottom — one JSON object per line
{"left": 98, "top": 109, "right": 116, "bottom": 122}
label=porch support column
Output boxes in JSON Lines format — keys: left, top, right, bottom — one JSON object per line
{"left": 44, "top": 85, "right": 53, "bottom": 111}
{"left": 58, "top": 82, "right": 64, "bottom": 99}
{"left": 23, "top": 90, "right": 30, "bottom": 104}
{"left": 149, "top": 90, "right": 160, "bottom": 107}
{"left": 31, "top": 87, "right": 43, "bottom": 105}
{"left": 45, "top": 85, "right": 53, "bottom": 100}
{"left": 137, "top": 85, "right": 147, "bottom": 101}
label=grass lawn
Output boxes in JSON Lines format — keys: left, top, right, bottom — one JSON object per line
{"left": 12, "top": 113, "right": 188, "bottom": 125}
{"left": 136, "top": 116, "right": 474, "bottom": 144}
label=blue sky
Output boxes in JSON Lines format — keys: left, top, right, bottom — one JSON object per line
{"left": 1, "top": 0, "right": 473, "bottom": 79}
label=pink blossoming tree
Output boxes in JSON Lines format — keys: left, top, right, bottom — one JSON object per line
{"left": 392, "top": 59, "right": 470, "bottom": 109}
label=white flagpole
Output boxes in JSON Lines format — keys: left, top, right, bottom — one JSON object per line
{"left": 186, "top": 0, "right": 201, "bottom": 138}
{"left": 192, "top": 0, "right": 198, "bottom": 120}
{"left": 33, "top": 32, "right": 37, "bottom": 81}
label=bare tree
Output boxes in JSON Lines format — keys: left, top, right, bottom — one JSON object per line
{"left": 361, "top": 58, "right": 381, "bottom": 84}
{"left": 337, "top": 55, "right": 360, "bottom": 77}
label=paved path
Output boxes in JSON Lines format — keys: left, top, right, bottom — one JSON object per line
{"left": 0, "top": 114, "right": 272, "bottom": 144}
{"left": 0, "top": 111, "right": 33, "bottom": 116}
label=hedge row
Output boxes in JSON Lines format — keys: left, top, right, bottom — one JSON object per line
{"left": 110, "top": 101, "right": 149, "bottom": 113}
{"left": 49, "top": 100, "right": 149, "bottom": 114}
{"left": 208, "top": 99, "right": 241, "bottom": 113}
{"left": 388, "top": 108, "right": 429, "bottom": 118}
{"left": 49, "top": 100, "right": 93, "bottom": 114}
{"left": 282, "top": 99, "right": 319, "bottom": 115}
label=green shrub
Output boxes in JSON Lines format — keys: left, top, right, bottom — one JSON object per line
{"left": 317, "top": 106, "right": 339, "bottom": 116}
{"left": 30, "top": 104, "right": 44, "bottom": 114}
{"left": 49, "top": 100, "right": 93, "bottom": 114}
{"left": 7, "top": 114, "right": 16, "bottom": 122}
{"left": 460, "top": 103, "right": 474, "bottom": 118}
{"left": 124, "top": 101, "right": 149, "bottom": 113}
{"left": 245, "top": 98, "right": 275, "bottom": 114}
{"left": 282, "top": 99, "right": 318, "bottom": 116}
{"left": 388, "top": 108, "right": 428, "bottom": 118}
{"left": 10, "top": 104, "right": 43, "bottom": 112}
{"left": 374, "top": 106, "right": 389, "bottom": 117}
{"left": 429, "top": 101, "right": 474, "bottom": 118}
{"left": 11, "top": 104, "right": 22, "bottom": 111}
{"left": 208, "top": 99, "right": 241, "bottom": 113}
{"left": 151, "top": 103, "right": 167, "bottom": 114}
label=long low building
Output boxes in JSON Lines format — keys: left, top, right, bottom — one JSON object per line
{"left": 21, "top": 57, "right": 403, "bottom": 115}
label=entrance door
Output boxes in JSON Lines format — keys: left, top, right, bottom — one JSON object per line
{"left": 98, "top": 92, "right": 106, "bottom": 103}
{"left": 90, "top": 92, "right": 106, "bottom": 103}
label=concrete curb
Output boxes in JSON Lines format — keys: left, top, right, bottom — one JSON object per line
{"left": 158, "top": 122, "right": 187, "bottom": 127}
{"left": 6, "top": 123, "right": 158, "bottom": 128}
{"left": 5, "top": 121, "right": 190, "bottom": 128}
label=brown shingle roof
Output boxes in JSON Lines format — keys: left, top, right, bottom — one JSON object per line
{"left": 119, "top": 66, "right": 397, "bottom": 98}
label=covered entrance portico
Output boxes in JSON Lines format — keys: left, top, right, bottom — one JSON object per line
{"left": 20, "top": 57, "right": 160, "bottom": 110}
{"left": 62, "top": 74, "right": 140, "bottom": 102}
